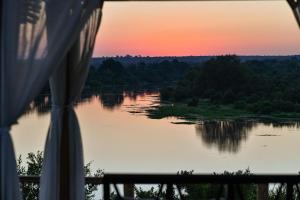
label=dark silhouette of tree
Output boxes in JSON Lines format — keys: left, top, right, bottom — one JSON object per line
{"left": 161, "top": 55, "right": 300, "bottom": 114}
{"left": 28, "top": 55, "right": 300, "bottom": 116}
{"left": 195, "top": 120, "right": 257, "bottom": 153}
{"left": 98, "top": 93, "right": 124, "bottom": 111}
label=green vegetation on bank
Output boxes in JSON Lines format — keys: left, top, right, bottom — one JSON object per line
{"left": 158, "top": 55, "right": 300, "bottom": 119}
{"left": 147, "top": 100, "right": 250, "bottom": 120}
{"left": 147, "top": 100, "right": 300, "bottom": 121}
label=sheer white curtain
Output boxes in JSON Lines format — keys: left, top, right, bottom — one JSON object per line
{"left": 39, "top": 5, "right": 103, "bottom": 200}
{"left": 0, "top": 0, "right": 102, "bottom": 199}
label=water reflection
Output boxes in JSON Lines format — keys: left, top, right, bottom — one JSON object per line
{"left": 195, "top": 119, "right": 300, "bottom": 153}
{"left": 24, "top": 90, "right": 300, "bottom": 155}
{"left": 98, "top": 93, "right": 124, "bottom": 110}
{"left": 25, "top": 94, "right": 51, "bottom": 116}
{"left": 195, "top": 120, "right": 257, "bottom": 153}
{"left": 124, "top": 91, "right": 139, "bottom": 101}
{"left": 24, "top": 89, "right": 156, "bottom": 115}
{"left": 256, "top": 120, "right": 300, "bottom": 128}
{"left": 14, "top": 91, "right": 300, "bottom": 173}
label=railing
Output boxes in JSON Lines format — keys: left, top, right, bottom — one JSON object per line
{"left": 19, "top": 176, "right": 103, "bottom": 185}
{"left": 104, "top": 0, "right": 285, "bottom": 1}
{"left": 20, "top": 174, "right": 300, "bottom": 200}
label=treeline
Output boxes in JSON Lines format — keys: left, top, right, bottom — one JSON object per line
{"left": 161, "top": 55, "right": 300, "bottom": 114}
{"left": 35, "top": 58, "right": 191, "bottom": 108}
{"left": 86, "top": 58, "right": 191, "bottom": 90}
{"left": 37, "top": 55, "right": 300, "bottom": 115}
{"left": 33, "top": 58, "right": 190, "bottom": 115}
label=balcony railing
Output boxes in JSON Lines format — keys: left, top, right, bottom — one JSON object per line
{"left": 20, "top": 174, "right": 300, "bottom": 200}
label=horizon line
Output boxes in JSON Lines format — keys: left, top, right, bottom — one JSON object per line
{"left": 92, "top": 54, "right": 300, "bottom": 58}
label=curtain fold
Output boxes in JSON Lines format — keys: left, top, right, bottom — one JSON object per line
{"left": 1, "top": 0, "right": 102, "bottom": 199}
{"left": 39, "top": 4, "right": 103, "bottom": 200}
{"left": 39, "top": 106, "right": 85, "bottom": 200}
{"left": 0, "top": 128, "right": 22, "bottom": 200}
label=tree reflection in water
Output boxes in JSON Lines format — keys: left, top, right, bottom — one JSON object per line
{"left": 23, "top": 89, "right": 156, "bottom": 115}
{"left": 25, "top": 94, "right": 51, "bottom": 116}
{"left": 124, "top": 91, "right": 139, "bottom": 101}
{"left": 195, "top": 120, "right": 257, "bottom": 153}
{"left": 98, "top": 93, "right": 124, "bottom": 111}
{"left": 24, "top": 91, "right": 300, "bottom": 153}
{"left": 258, "top": 120, "right": 300, "bottom": 128}
{"left": 196, "top": 120, "right": 300, "bottom": 153}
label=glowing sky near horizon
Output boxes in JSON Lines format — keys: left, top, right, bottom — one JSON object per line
{"left": 93, "top": 1, "right": 300, "bottom": 57}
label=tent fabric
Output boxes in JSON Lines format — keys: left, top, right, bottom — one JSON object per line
{"left": 0, "top": 128, "right": 22, "bottom": 200}
{"left": 39, "top": 5, "right": 103, "bottom": 200}
{"left": 0, "top": 0, "right": 102, "bottom": 199}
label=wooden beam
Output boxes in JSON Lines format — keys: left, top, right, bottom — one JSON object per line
{"left": 104, "top": 0, "right": 283, "bottom": 2}
{"left": 0, "top": 0, "right": 2, "bottom": 199}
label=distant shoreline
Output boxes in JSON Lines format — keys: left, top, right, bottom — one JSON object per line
{"left": 91, "top": 55, "right": 300, "bottom": 66}
{"left": 146, "top": 101, "right": 300, "bottom": 122}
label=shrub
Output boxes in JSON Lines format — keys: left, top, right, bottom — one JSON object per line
{"left": 187, "top": 98, "right": 199, "bottom": 107}
{"left": 160, "top": 87, "right": 174, "bottom": 101}
{"left": 17, "top": 151, "right": 103, "bottom": 200}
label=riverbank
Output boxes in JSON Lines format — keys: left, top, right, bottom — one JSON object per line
{"left": 146, "top": 100, "right": 300, "bottom": 122}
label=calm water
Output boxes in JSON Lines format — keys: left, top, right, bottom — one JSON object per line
{"left": 11, "top": 92, "right": 300, "bottom": 174}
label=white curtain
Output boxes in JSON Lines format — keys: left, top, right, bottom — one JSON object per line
{"left": 0, "top": 0, "right": 102, "bottom": 199}
{"left": 39, "top": 5, "right": 103, "bottom": 200}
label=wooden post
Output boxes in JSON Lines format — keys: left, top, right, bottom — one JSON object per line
{"left": 104, "top": 182, "right": 111, "bottom": 200}
{"left": 257, "top": 184, "right": 268, "bottom": 200}
{"left": 124, "top": 184, "right": 134, "bottom": 199}
{"left": 286, "top": 183, "right": 293, "bottom": 200}
{"left": 227, "top": 184, "right": 235, "bottom": 200}
{"left": 0, "top": 0, "right": 3, "bottom": 198}
{"left": 166, "top": 184, "right": 174, "bottom": 200}
{"left": 59, "top": 53, "right": 71, "bottom": 200}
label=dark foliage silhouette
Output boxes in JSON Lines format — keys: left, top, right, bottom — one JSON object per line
{"left": 195, "top": 120, "right": 256, "bottom": 153}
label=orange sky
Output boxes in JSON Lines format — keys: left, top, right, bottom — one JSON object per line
{"left": 93, "top": 1, "right": 300, "bottom": 57}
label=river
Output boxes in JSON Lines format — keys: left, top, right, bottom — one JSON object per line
{"left": 11, "top": 91, "right": 300, "bottom": 174}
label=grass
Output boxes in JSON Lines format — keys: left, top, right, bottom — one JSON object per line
{"left": 146, "top": 100, "right": 300, "bottom": 122}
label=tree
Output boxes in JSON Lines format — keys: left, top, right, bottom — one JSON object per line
{"left": 17, "top": 151, "right": 103, "bottom": 200}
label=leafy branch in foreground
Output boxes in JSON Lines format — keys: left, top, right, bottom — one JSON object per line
{"left": 17, "top": 151, "right": 103, "bottom": 200}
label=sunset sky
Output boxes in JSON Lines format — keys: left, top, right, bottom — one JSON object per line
{"left": 93, "top": 1, "right": 300, "bottom": 57}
